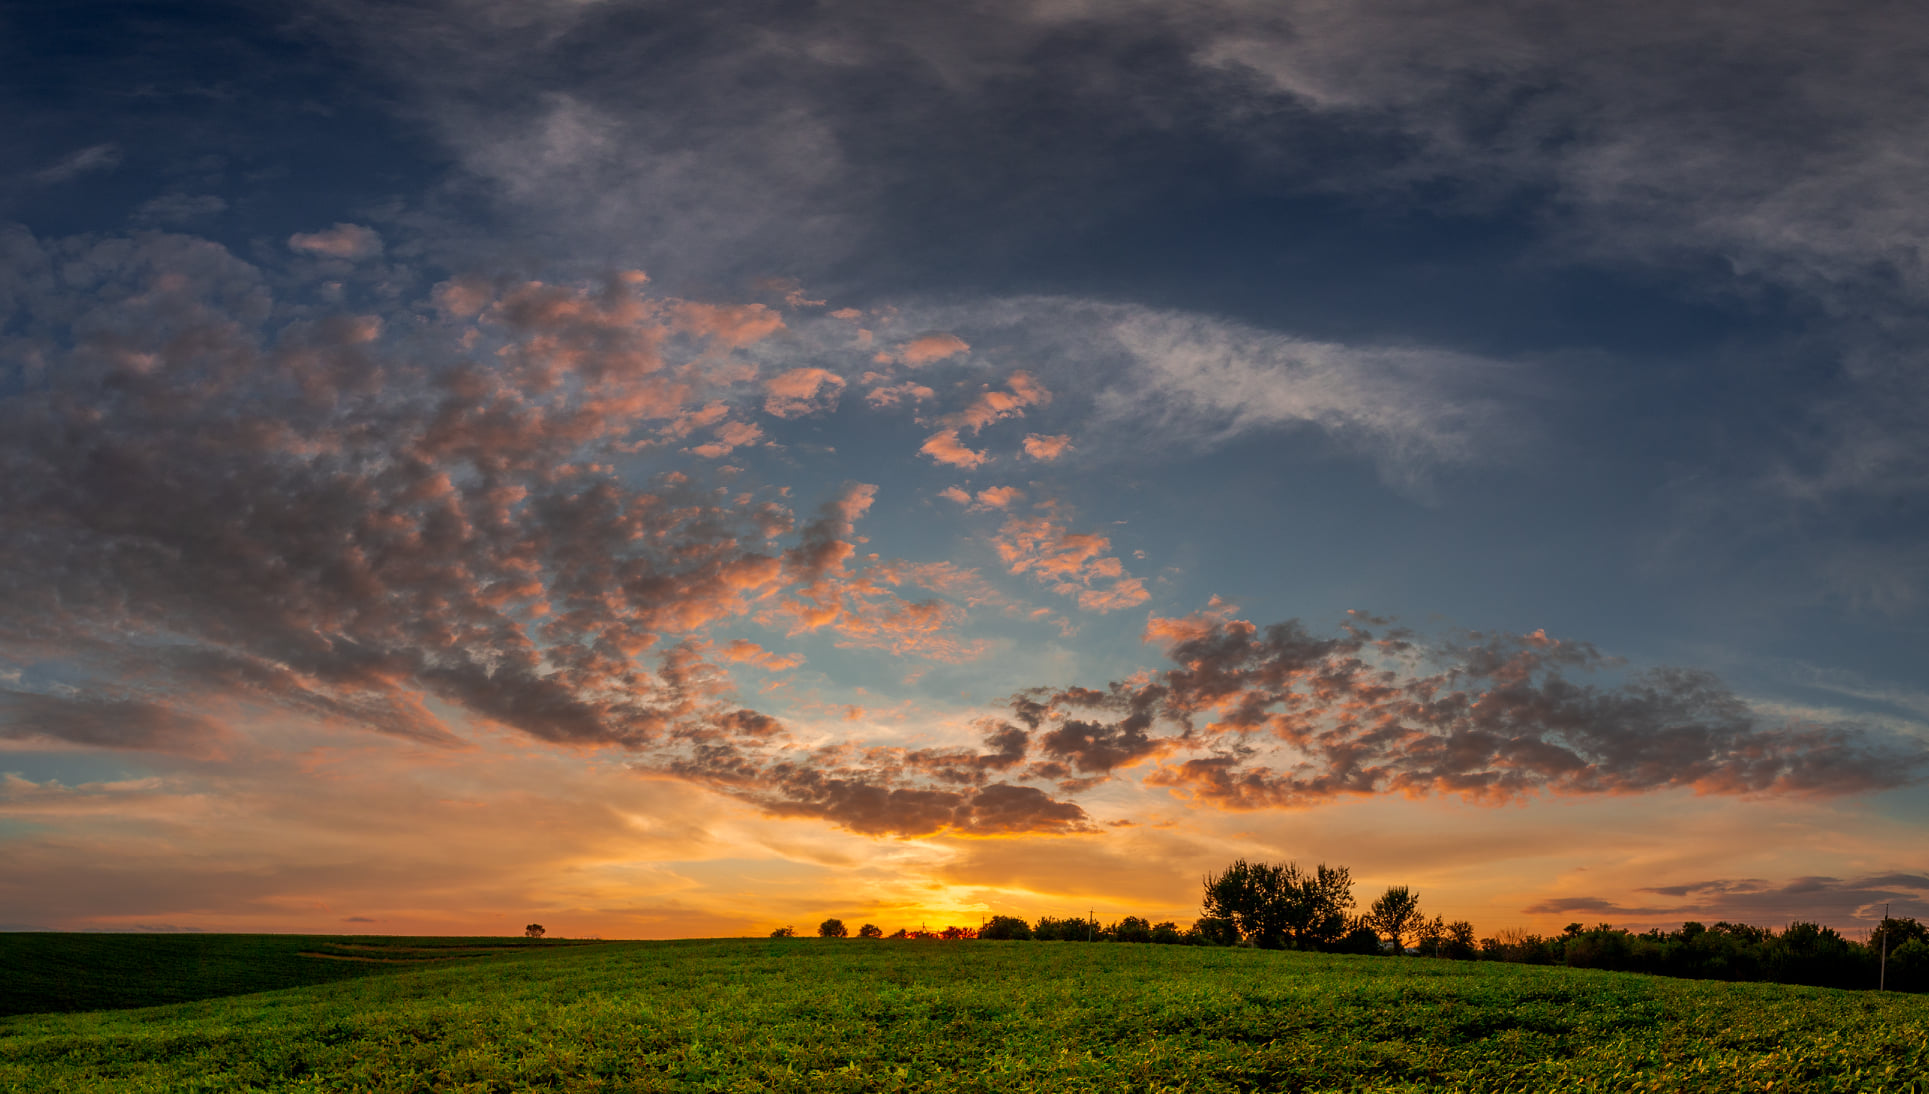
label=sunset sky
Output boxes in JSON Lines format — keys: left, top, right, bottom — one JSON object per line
{"left": 4, "top": 1, "right": 1928, "bottom": 940}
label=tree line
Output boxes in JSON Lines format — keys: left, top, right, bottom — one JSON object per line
{"left": 773, "top": 859, "right": 1929, "bottom": 993}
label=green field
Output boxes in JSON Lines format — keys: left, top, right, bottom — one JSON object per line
{"left": 4, "top": 937, "right": 1927, "bottom": 1093}
{"left": 0, "top": 934, "right": 580, "bottom": 1018}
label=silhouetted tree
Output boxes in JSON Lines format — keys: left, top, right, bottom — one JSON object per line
{"left": 1192, "top": 915, "right": 1238, "bottom": 946}
{"left": 769, "top": 925, "right": 795, "bottom": 938}
{"left": 818, "top": 918, "right": 848, "bottom": 938}
{"left": 524, "top": 924, "right": 545, "bottom": 939}
{"left": 981, "top": 915, "right": 1033, "bottom": 940}
{"left": 1368, "top": 886, "right": 1422, "bottom": 952}
{"left": 1202, "top": 859, "right": 1355, "bottom": 949}
{"left": 858, "top": 923, "right": 883, "bottom": 938}
{"left": 1336, "top": 921, "right": 1383, "bottom": 955}
{"left": 1114, "top": 916, "right": 1153, "bottom": 944}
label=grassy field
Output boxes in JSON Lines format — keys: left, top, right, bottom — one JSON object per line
{"left": 3, "top": 938, "right": 1927, "bottom": 1093}
{"left": 0, "top": 933, "right": 580, "bottom": 1017}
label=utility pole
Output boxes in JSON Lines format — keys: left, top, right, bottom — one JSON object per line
{"left": 1880, "top": 902, "right": 1890, "bottom": 992}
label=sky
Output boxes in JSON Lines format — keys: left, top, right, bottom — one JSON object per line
{"left": 2, "top": 0, "right": 1927, "bottom": 940}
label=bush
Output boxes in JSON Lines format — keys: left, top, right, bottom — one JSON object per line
{"left": 858, "top": 923, "right": 883, "bottom": 938}
{"left": 769, "top": 926, "right": 795, "bottom": 938}
{"left": 818, "top": 918, "right": 848, "bottom": 939}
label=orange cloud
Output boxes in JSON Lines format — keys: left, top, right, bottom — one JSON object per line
{"left": 865, "top": 380, "right": 935, "bottom": 408}
{"left": 895, "top": 333, "right": 970, "bottom": 366}
{"left": 918, "top": 371, "right": 1052, "bottom": 468}
{"left": 1022, "top": 433, "right": 1073, "bottom": 461}
{"left": 763, "top": 368, "right": 847, "bottom": 418}
{"left": 992, "top": 514, "right": 1149, "bottom": 613}
{"left": 716, "top": 638, "right": 806, "bottom": 672}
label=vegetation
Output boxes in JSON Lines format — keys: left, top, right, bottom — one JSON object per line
{"left": 5, "top": 936, "right": 1928, "bottom": 1092}
{"left": 0, "top": 934, "right": 572, "bottom": 1018}
{"left": 805, "top": 859, "right": 1926, "bottom": 996}
{"left": 817, "top": 919, "right": 848, "bottom": 939}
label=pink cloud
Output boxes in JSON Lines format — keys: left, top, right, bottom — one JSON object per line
{"left": 895, "top": 333, "right": 970, "bottom": 366}
{"left": 1022, "top": 433, "right": 1073, "bottom": 461}
{"left": 688, "top": 419, "right": 765, "bottom": 458}
{"left": 287, "top": 223, "right": 383, "bottom": 260}
{"left": 865, "top": 381, "right": 935, "bottom": 408}
{"left": 671, "top": 301, "right": 786, "bottom": 349}
{"left": 763, "top": 368, "right": 847, "bottom": 418}
{"left": 938, "top": 486, "right": 972, "bottom": 505}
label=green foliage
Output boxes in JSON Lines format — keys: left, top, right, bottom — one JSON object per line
{"left": 5, "top": 938, "right": 1929, "bottom": 1092}
{"left": 1202, "top": 859, "right": 1355, "bottom": 949}
{"left": 0, "top": 934, "right": 563, "bottom": 1017}
{"left": 817, "top": 919, "right": 848, "bottom": 939}
{"left": 1031, "top": 915, "right": 1097, "bottom": 942}
{"left": 979, "top": 916, "right": 1032, "bottom": 941}
{"left": 1369, "top": 885, "right": 1422, "bottom": 951}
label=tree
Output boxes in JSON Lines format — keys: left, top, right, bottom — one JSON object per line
{"left": 1202, "top": 859, "right": 1355, "bottom": 949}
{"left": 524, "top": 924, "right": 545, "bottom": 939}
{"left": 1368, "top": 886, "right": 1422, "bottom": 952}
{"left": 818, "top": 918, "right": 848, "bottom": 938}
{"left": 858, "top": 923, "right": 883, "bottom": 938}
{"left": 769, "top": 925, "right": 795, "bottom": 938}
{"left": 981, "top": 915, "right": 1033, "bottom": 940}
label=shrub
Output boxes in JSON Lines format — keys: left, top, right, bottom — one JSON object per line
{"left": 858, "top": 923, "right": 883, "bottom": 938}
{"left": 769, "top": 926, "right": 795, "bottom": 938}
{"left": 818, "top": 918, "right": 848, "bottom": 939}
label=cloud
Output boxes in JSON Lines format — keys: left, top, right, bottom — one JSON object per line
{"left": 1524, "top": 872, "right": 1929, "bottom": 925}
{"left": 687, "top": 418, "right": 765, "bottom": 458}
{"left": 992, "top": 512, "right": 1148, "bottom": 613}
{"left": 864, "top": 380, "right": 934, "bottom": 408}
{"left": 34, "top": 144, "right": 121, "bottom": 184}
{"left": 893, "top": 333, "right": 970, "bottom": 366}
{"left": 0, "top": 233, "right": 839, "bottom": 755}
{"left": 1021, "top": 433, "right": 1072, "bottom": 461}
{"left": 918, "top": 370, "right": 1052, "bottom": 468}
{"left": 888, "top": 296, "right": 1513, "bottom": 486}
{"left": 287, "top": 223, "right": 384, "bottom": 260}
{"left": 762, "top": 367, "right": 846, "bottom": 418}
{"left": 1119, "top": 612, "right": 1929, "bottom": 806}
{"left": 133, "top": 194, "right": 228, "bottom": 225}
{"left": 0, "top": 690, "right": 226, "bottom": 754}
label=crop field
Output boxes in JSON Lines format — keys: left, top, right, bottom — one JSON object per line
{"left": 0, "top": 933, "right": 583, "bottom": 1017}
{"left": 3, "top": 937, "right": 1927, "bottom": 1093}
